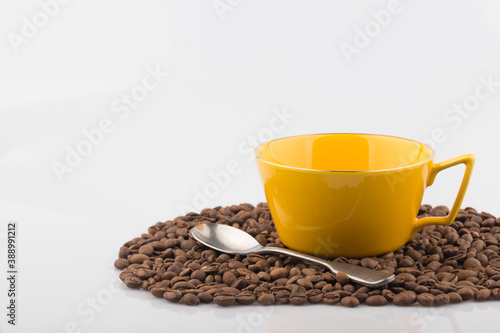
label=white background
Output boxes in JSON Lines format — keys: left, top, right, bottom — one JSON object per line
{"left": 1, "top": 1, "right": 500, "bottom": 332}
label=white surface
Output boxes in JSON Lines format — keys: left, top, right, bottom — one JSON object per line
{"left": 1, "top": 1, "right": 500, "bottom": 332}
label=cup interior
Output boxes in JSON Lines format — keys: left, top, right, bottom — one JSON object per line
{"left": 256, "top": 134, "right": 434, "bottom": 172}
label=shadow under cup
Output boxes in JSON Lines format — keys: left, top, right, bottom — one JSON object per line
{"left": 255, "top": 133, "right": 474, "bottom": 258}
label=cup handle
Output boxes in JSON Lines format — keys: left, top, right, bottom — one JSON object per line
{"left": 414, "top": 154, "right": 475, "bottom": 231}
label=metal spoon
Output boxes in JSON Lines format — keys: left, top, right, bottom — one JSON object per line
{"left": 190, "top": 223, "right": 395, "bottom": 288}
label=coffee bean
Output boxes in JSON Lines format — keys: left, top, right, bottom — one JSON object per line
{"left": 124, "top": 276, "right": 142, "bottom": 289}
{"left": 276, "top": 290, "right": 291, "bottom": 304}
{"left": 270, "top": 268, "right": 288, "bottom": 280}
{"left": 475, "top": 289, "right": 491, "bottom": 301}
{"left": 417, "top": 293, "right": 435, "bottom": 306}
{"left": 182, "top": 293, "right": 200, "bottom": 306}
{"left": 360, "top": 258, "right": 378, "bottom": 269}
{"left": 335, "top": 272, "right": 349, "bottom": 285}
{"left": 236, "top": 293, "right": 255, "bottom": 305}
{"left": 297, "top": 278, "right": 313, "bottom": 289}
{"left": 306, "top": 289, "right": 323, "bottom": 304}
{"left": 340, "top": 296, "right": 360, "bottom": 308}
{"left": 434, "top": 293, "right": 450, "bottom": 305}
{"left": 114, "top": 258, "right": 130, "bottom": 270}
{"left": 463, "top": 258, "right": 481, "bottom": 269}
{"left": 119, "top": 246, "right": 130, "bottom": 259}
{"left": 222, "top": 271, "right": 237, "bottom": 286}
{"left": 448, "top": 292, "right": 462, "bottom": 303}
{"left": 139, "top": 244, "right": 154, "bottom": 256}
{"left": 393, "top": 291, "right": 417, "bottom": 306}
{"left": 458, "top": 287, "right": 476, "bottom": 301}
{"left": 196, "top": 292, "right": 212, "bottom": 303}
{"left": 214, "top": 293, "right": 236, "bottom": 306}
{"left": 365, "top": 295, "right": 387, "bottom": 306}
{"left": 164, "top": 290, "right": 182, "bottom": 303}
{"left": 290, "top": 291, "right": 307, "bottom": 305}
{"left": 258, "top": 293, "right": 276, "bottom": 305}
{"left": 129, "top": 254, "right": 149, "bottom": 264}
{"left": 323, "top": 292, "right": 340, "bottom": 305}
{"left": 492, "top": 288, "right": 500, "bottom": 300}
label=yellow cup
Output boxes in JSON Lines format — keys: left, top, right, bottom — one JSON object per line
{"left": 255, "top": 133, "right": 474, "bottom": 258}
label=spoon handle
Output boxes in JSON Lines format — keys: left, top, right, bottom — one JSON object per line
{"left": 257, "top": 246, "right": 394, "bottom": 288}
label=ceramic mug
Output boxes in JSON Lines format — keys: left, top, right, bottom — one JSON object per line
{"left": 255, "top": 133, "right": 474, "bottom": 258}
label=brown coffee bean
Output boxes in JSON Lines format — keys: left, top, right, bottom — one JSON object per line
{"left": 124, "top": 276, "right": 142, "bottom": 289}
{"left": 492, "top": 288, "right": 500, "bottom": 300}
{"left": 130, "top": 254, "right": 149, "bottom": 264}
{"left": 270, "top": 267, "right": 288, "bottom": 280}
{"left": 214, "top": 293, "right": 236, "bottom": 306}
{"left": 257, "top": 293, "right": 276, "bottom": 306}
{"left": 114, "top": 258, "right": 130, "bottom": 270}
{"left": 393, "top": 291, "right": 417, "bottom": 306}
{"left": 475, "top": 289, "right": 491, "bottom": 301}
{"left": 191, "top": 270, "right": 206, "bottom": 281}
{"left": 297, "top": 278, "right": 313, "bottom": 289}
{"left": 458, "top": 287, "right": 475, "bottom": 301}
{"left": 119, "top": 246, "right": 130, "bottom": 259}
{"left": 448, "top": 292, "right": 462, "bottom": 303}
{"left": 198, "top": 292, "right": 213, "bottom": 303}
{"left": 276, "top": 290, "right": 291, "bottom": 304}
{"left": 365, "top": 295, "right": 387, "bottom": 306}
{"left": 382, "top": 289, "right": 396, "bottom": 302}
{"left": 323, "top": 292, "right": 340, "bottom": 305}
{"left": 222, "top": 271, "right": 237, "bottom": 286}
{"left": 434, "top": 293, "right": 450, "bottom": 305}
{"left": 417, "top": 293, "right": 435, "bottom": 306}
{"left": 139, "top": 244, "right": 154, "bottom": 256}
{"left": 181, "top": 293, "right": 200, "bottom": 306}
{"left": 289, "top": 292, "right": 307, "bottom": 305}
{"left": 164, "top": 290, "right": 182, "bottom": 302}
{"left": 306, "top": 289, "right": 323, "bottom": 304}
{"left": 463, "top": 258, "right": 481, "bottom": 269}
{"left": 335, "top": 272, "right": 349, "bottom": 285}
{"left": 236, "top": 293, "right": 255, "bottom": 305}
{"left": 360, "top": 258, "right": 378, "bottom": 269}
{"left": 340, "top": 296, "right": 360, "bottom": 308}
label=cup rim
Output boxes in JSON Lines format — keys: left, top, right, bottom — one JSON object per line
{"left": 254, "top": 133, "right": 436, "bottom": 173}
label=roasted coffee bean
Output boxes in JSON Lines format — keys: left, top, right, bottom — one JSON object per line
{"left": 114, "top": 258, "right": 130, "bottom": 269}
{"left": 116, "top": 203, "right": 500, "bottom": 307}
{"left": 197, "top": 292, "right": 213, "bottom": 303}
{"left": 119, "top": 246, "right": 130, "bottom": 259}
{"left": 335, "top": 272, "right": 349, "bottom": 285}
{"left": 365, "top": 295, "right": 388, "bottom": 306}
{"left": 164, "top": 290, "right": 182, "bottom": 303}
{"left": 289, "top": 291, "right": 307, "bottom": 305}
{"left": 417, "top": 293, "right": 435, "bottom": 306}
{"left": 270, "top": 268, "right": 288, "bottom": 280}
{"left": 463, "top": 258, "right": 481, "bottom": 269}
{"left": 129, "top": 254, "right": 149, "bottom": 264}
{"left": 124, "top": 276, "right": 142, "bottom": 289}
{"left": 393, "top": 291, "right": 417, "bottom": 306}
{"left": 448, "top": 292, "right": 462, "bottom": 303}
{"left": 323, "top": 292, "right": 340, "bottom": 305}
{"left": 214, "top": 293, "right": 236, "bottom": 306}
{"left": 492, "top": 288, "right": 500, "bottom": 300}
{"left": 340, "top": 296, "right": 360, "bottom": 308}
{"left": 475, "top": 289, "right": 491, "bottom": 301}
{"left": 182, "top": 293, "right": 200, "bottom": 306}
{"left": 306, "top": 289, "right": 323, "bottom": 304}
{"left": 258, "top": 293, "right": 276, "bottom": 305}
{"left": 297, "top": 278, "right": 313, "bottom": 289}
{"left": 236, "top": 293, "right": 255, "bottom": 305}
{"left": 434, "top": 293, "right": 450, "bottom": 305}
{"left": 139, "top": 244, "right": 154, "bottom": 256}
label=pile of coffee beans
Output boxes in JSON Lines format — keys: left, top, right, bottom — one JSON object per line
{"left": 114, "top": 203, "right": 500, "bottom": 307}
